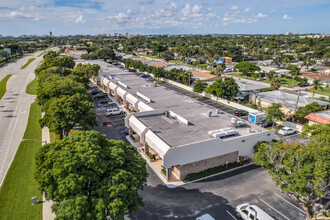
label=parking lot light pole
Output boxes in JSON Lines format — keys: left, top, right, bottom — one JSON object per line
{"left": 21, "top": 139, "right": 47, "bottom": 144}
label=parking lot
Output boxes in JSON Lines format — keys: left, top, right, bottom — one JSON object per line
{"left": 128, "top": 165, "right": 306, "bottom": 220}
{"left": 88, "top": 86, "right": 129, "bottom": 144}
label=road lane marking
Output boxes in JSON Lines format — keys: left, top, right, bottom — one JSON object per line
{"left": 274, "top": 193, "right": 305, "bottom": 213}
{"left": 260, "top": 199, "right": 290, "bottom": 220}
{"left": 226, "top": 210, "right": 237, "bottom": 220}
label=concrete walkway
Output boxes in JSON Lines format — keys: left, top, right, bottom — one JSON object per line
{"left": 41, "top": 115, "right": 55, "bottom": 220}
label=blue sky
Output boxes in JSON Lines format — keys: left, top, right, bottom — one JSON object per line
{"left": 0, "top": 0, "right": 329, "bottom": 36}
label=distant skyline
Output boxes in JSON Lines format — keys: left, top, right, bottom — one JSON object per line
{"left": 0, "top": 0, "right": 329, "bottom": 36}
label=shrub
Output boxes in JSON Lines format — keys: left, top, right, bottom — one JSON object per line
{"left": 250, "top": 103, "right": 258, "bottom": 109}
{"left": 183, "top": 161, "right": 244, "bottom": 182}
{"left": 253, "top": 141, "right": 268, "bottom": 153}
{"left": 161, "top": 169, "right": 167, "bottom": 177}
{"left": 261, "top": 88, "right": 275, "bottom": 92}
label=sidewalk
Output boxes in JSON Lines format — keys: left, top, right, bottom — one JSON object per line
{"left": 126, "top": 136, "right": 185, "bottom": 188}
{"left": 41, "top": 114, "right": 55, "bottom": 220}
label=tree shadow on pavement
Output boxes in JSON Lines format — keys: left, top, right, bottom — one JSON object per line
{"left": 128, "top": 184, "right": 236, "bottom": 220}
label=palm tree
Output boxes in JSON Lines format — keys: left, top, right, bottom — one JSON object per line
{"left": 311, "top": 79, "right": 322, "bottom": 97}
{"left": 270, "top": 76, "right": 281, "bottom": 90}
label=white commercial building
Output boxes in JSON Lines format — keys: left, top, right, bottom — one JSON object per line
{"left": 90, "top": 60, "right": 275, "bottom": 180}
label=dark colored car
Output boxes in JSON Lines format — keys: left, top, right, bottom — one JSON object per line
{"left": 259, "top": 120, "right": 272, "bottom": 128}
{"left": 93, "top": 93, "right": 107, "bottom": 99}
{"left": 91, "top": 90, "right": 99, "bottom": 95}
{"left": 234, "top": 109, "right": 248, "bottom": 116}
{"left": 140, "top": 74, "right": 150, "bottom": 78}
{"left": 298, "top": 82, "right": 309, "bottom": 87}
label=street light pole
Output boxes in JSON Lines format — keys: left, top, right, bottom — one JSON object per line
{"left": 21, "top": 139, "right": 47, "bottom": 144}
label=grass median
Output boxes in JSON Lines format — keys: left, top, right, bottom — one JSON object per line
{"left": 37, "top": 51, "right": 48, "bottom": 57}
{"left": 26, "top": 78, "right": 38, "bottom": 95}
{"left": 0, "top": 102, "right": 42, "bottom": 220}
{"left": 21, "top": 58, "right": 36, "bottom": 69}
{"left": 0, "top": 74, "right": 13, "bottom": 100}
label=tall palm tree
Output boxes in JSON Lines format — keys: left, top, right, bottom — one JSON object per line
{"left": 270, "top": 76, "right": 281, "bottom": 90}
{"left": 311, "top": 79, "right": 322, "bottom": 97}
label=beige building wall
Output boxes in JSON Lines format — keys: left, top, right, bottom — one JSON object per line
{"left": 178, "top": 151, "right": 238, "bottom": 179}
{"left": 252, "top": 98, "right": 295, "bottom": 115}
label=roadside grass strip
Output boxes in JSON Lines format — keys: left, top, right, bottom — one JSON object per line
{"left": 37, "top": 51, "right": 48, "bottom": 57}
{"left": 0, "top": 74, "right": 13, "bottom": 99}
{"left": 0, "top": 102, "right": 42, "bottom": 220}
{"left": 21, "top": 58, "right": 36, "bottom": 69}
{"left": 26, "top": 78, "right": 38, "bottom": 95}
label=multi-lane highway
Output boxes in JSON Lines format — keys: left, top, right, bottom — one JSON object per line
{"left": 0, "top": 52, "right": 45, "bottom": 187}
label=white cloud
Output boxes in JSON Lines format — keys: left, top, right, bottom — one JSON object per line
{"left": 192, "top": 5, "right": 202, "bottom": 14}
{"left": 243, "top": 8, "right": 250, "bottom": 13}
{"left": 230, "top": 6, "right": 239, "bottom": 10}
{"left": 75, "top": 15, "right": 86, "bottom": 23}
{"left": 283, "top": 14, "right": 292, "bottom": 20}
{"left": 256, "top": 13, "right": 267, "bottom": 18}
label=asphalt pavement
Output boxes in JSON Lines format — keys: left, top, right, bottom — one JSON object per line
{"left": 0, "top": 51, "right": 46, "bottom": 187}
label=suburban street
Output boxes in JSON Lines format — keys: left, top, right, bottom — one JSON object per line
{"left": 0, "top": 52, "right": 45, "bottom": 186}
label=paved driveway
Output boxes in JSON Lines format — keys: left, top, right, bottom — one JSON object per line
{"left": 128, "top": 165, "right": 306, "bottom": 220}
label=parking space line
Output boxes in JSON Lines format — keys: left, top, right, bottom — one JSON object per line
{"left": 260, "top": 199, "right": 290, "bottom": 220}
{"left": 274, "top": 193, "right": 305, "bottom": 214}
{"left": 226, "top": 210, "right": 237, "bottom": 220}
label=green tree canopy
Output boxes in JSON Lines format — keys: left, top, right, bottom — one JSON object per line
{"left": 253, "top": 141, "right": 329, "bottom": 219}
{"left": 35, "top": 131, "right": 148, "bottom": 220}
{"left": 270, "top": 76, "right": 281, "bottom": 90}
{"left": 96, "top": 48, "right": 116, "bottom": 61}
{"left": 37, "top": 75, "right": 86, "bottom": 107}
{"left": 233, "top": 62, "right": 260, "bottom": 76}
{"left": 205, "top": 77, "right": 239, "bottom": 99}
{"left": 301, "top": 124, "right": 330, "bottom": 145}
{"left": 264, "top": 103, "right": 285, "bottom": 126}
{"left": 40, "top": 93, "right": 96, "bottom": 137}
{"left": 71, "top": 63, "right": 100, "bottom": 87}
{"left": 193, "top": 80, "right": 205, "bottom": 94}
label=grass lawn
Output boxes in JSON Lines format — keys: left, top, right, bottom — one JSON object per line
{"left": 307, "top": 87, "right": 330, "bottom": 97}
{"left": 229, "top": 72, "right": 300, "bottom": 88}
{"left": 21, "top": 58, "right": 36, "bottom": 69}
{"left": 137, "top": 53, "right": 159, "bottom": 59}
{"left": 169, "top": 59, "right": 185, "bottom": 65}
{"left": 26, "top": 78, "right": 38, "bottom": 95}
{"left": 0, "top": 74, "right": 13, "bottom": 99}
{"left": 0, "top": 102, "right": 42, "bottom": 220}
{"left": 37, "top": 51, "right": 48, "bottom": 57}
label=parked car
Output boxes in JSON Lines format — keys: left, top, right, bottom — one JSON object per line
{"left": 140, "top": 74, "right": 150, "bottom": 78}
{"left": 234, "top": 109, "right": 248, "bottom": 116}
{"left": 236, "top": 203, "right": 274, "bottom": 220}
{"left": 298, "top": 81, "right": 310, "bottom": 87}
{"left": 105, "top": 108, "right": 124, "bottom": 116}
{"left": 91, "top": 90, "right": 100, "bottom": 95}
{"left": 93, "top": 93, "right": 107, "bottom": 99}
{"left": 147, "top": 77, "right": 156, "bottom": 82}
{"left": 278, "top": 127, "right": 295, "bottom": 135}
{"left": 259, "top": 120, "right": 272, "bottom": 128}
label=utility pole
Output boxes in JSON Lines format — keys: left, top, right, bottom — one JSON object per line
{"left": 293, "top": 90, "right": 301, "bottom": 123}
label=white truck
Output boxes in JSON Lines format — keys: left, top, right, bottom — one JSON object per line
{"left": 236, "top": 203, "right": 274, "bottom": 220}
{"left": 105, "top": 108, "right": 124, "bottom": 116}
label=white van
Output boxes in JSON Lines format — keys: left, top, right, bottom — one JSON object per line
{"left": 236, "top": 203, "right": 274, "bottom": 220}
{"left": 105, "top": 108, "right": 124, "bottom": 116}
